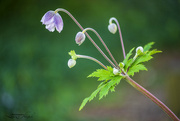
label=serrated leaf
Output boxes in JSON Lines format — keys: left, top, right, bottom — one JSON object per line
{"left": 79, "top": 83, "right": 105, "bottom": 111}
{"left": 143, "top": 42, "right": 154, "bottom": 52}
{"left": 89, "top": 85, "right": 103, "bottom": 101}
{"left": 124, "top": 58, "right": 134, "bottom": 71}
{"left": 148, "top": 49, "right": 162, "bottom": 55}
{"left": 128, "top": 64, "right": 147, "bottom": 76}
{"left": 79, "top": 97, "right": 89, "bottom": 111}
{"left": 133, "top": 54, "right": 153, "bottom": 66}
{"left": 99, "top": 76, "right": 122, "bottom": 99}
{"left": 110, "top": 86, "right": 115, "bottom": 92}
{"left": 123, "top": 48, "right": 135, "bottom": 65}
{"left": 88, "top": 66, "right": 113, "bottom": 81}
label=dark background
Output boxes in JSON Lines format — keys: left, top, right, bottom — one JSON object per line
{"left": 0, "top": 0, "right": 180, "bottom": 121}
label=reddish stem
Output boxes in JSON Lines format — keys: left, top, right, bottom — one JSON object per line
{"left": 125, "top": 75, "right": 180, "bottom": 121}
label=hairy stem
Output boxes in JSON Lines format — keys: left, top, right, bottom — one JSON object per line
{"left": 109, "top": 17, "right": 126, "bottom": 59}
{"left": 125, "top": 75, "right": 180, "bottom": 121}
{"left": 55, "top": 8, "right": 116, "bottom": 68}
{"left": 77, "top": 55, "right": 107, "bottom": 69}
{"left": 83, "top": 28, "right": 119, "bottom": 68}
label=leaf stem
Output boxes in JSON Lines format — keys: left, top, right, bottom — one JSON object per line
{"left": 77, "top": 55, "right": 107, "bottom": 69}
{"left": 55, "top": 8, "right": 116, "bottom": 68}
{"left": 82, "top": 28, "right": 119, "bottom": 68}
{"left": 109, "top": 17, "right": 126, "bottom": 59}
{"left": 125, "top": 75, "right": 180, "bottom": 121}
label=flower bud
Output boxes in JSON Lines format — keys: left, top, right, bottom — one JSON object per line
{"left": 113, "top": 68, "right": 119, "bottom": 75}
{"left": 136, "top": 46, "right": 143, "bottom": 55}
{"left": 68, "top": 59, "right": 76, "bottom": 68}
{"left": 108, "top": 23, "right": 117, "bottom": 34}
{"left": 75, "top": 32, "right": 86, "bottom": 46}
{"left": 119, "top": 62, "right": 124, "bottom": 68}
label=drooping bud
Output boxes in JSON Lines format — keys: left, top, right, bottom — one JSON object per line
{"left": 68, "top": 59, "right": 76, "bottom": 68}
{"left": 108, "top": 23, "right": 117, "bottom": 34}
{"left": 113, "top": 68, "right": 119, "bottom": 75}
{"left": 136, "top": 46, "right": 144, "bottom": 55}
{"left": 75, "top": 32, "right": 86, "bottom": 46}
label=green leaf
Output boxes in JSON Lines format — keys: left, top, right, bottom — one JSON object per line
{"left": 89, "top": 85, "right": 103, "bottom": 101}
{"left": 143, "top": 42, "right": 154, "bottom": 52}
{"left": 99, "top": 76, "right": 122, "bottom": 99}
{"left": 148, "top": 49, "right": 162, "bottom": 55}
{"left": 133, "top": 54, "right": 153, "bottom": 66}
{"left": 128, "top": 64, "right": 147, "bottom": 76}
{"left": 79, "top": 83, "right": 105, "bottom": 111}
{"left": 124, "top": 58, "right": 134, "bottom": 71}
{"left": 110, "top": 86, "right": 115, "bottom": 92}
{"left": 88, "top": 66, "right": 113, "bottom": 81}
{"left": 79, "top": 97, "right": 89, "bottom": 111}
{"left": 123, "top": 48, "right": 135, "bottom": 65}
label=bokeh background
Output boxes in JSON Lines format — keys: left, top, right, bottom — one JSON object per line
{"left": 0, "top": 0, "right": 180, "bottom": 121}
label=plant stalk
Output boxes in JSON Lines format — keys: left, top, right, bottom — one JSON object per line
{"left": 125, "top": 75, "right": 180, "bottom": 121}
{"left": 109, "top": 17, "right": 126, "bottom": 59}
{"left": 55, "top": 8, "right": 116, "bottom": 68}
{"left": 82, "top": 28, "right": 119, "bottom": 67}
{"left": 77, "top": 55, "right": 107, "bottom": 69}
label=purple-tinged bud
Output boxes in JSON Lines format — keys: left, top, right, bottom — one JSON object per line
{"left": 108, "top": 23, "right": 117, "bottom": 34}
{"left": 68, "top": 59, "right": 76, "bottom": 68}
{"left": 75, "top": 32, "right": 86, "bottom": 46}
{"left": 41, "top": 10, "right": 63, "bottom": 33}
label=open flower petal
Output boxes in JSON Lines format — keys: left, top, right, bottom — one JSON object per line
{"left": 41, "top": 10, "right": 64, "bottom": 33}
{"left": 45, "top": 23, "right": 55, "bottom": 32}
{"left": 54, "top": 13, "right": 63, "bottom": 33}
{"left": 41, "top": 11, "right": 55, "bottom": 24}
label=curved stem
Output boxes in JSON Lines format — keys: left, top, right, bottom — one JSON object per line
{"left": 125, "top": 75, "right": 180, "bottom": 121}
{"left": 55, "top": 8, "right": 116, "bottom": 68}
{"left": 82, "top": 28, "right": 119, "bottom": 68}
{"left": 77, "top": 55, "right": 107, "bottom": 69}
{"left": 109, "top": 17, "right": 126, "bottom": 59}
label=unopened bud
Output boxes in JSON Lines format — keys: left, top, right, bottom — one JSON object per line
{"left": 75, "top": 32, "right": 86, "bottom": 46}
{"left": 113, "top": 68, "right": 119, "bottom": 75}
{"left": 108, "top": 23, "right": 117, "bottom": 34}
{"left": 136, "top": 46, "right": 143, "bottom": 55}
{"left": 68, "top": 59, "right": 76, "bottom": 68}
{"left": 119, "top": 62, "right": 124, "bottom": 68}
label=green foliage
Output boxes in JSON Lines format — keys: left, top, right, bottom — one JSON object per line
{"left": 68, "top": 50, "right": 77, "bottom": 60}
{"left": 125, "top": 42, "right": 162, "bottom": 76}
{"left": 79, "top": 42, "right": 161, "bottom": 111}
{"left": 88, "top": 66, "right": 114, "bottom": 81}
{"left": 79, "top": 66, "right": 123, "bottom": 111}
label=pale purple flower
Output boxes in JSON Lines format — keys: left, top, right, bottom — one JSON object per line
{"left": 41, "top": 10, "right": 63, "bottom": 33}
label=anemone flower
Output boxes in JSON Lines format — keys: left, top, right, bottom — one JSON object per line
{"left": 41, "top": 10, "right": 63, "bottom": 33}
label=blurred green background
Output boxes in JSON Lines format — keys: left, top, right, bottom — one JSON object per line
{"left": 0, "top": 0, "right": 180, "bottom": 121}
